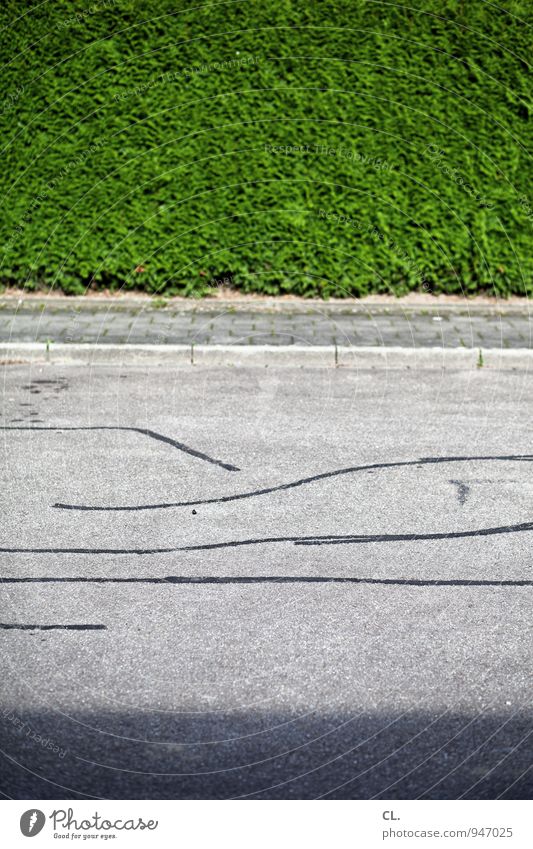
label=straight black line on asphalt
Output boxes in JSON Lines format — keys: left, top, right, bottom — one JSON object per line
{"left": 1, "top": 577, "right": 532, "bottom": 587}
{"left": 0, "top": 623, "right": 106, "bottom": 630}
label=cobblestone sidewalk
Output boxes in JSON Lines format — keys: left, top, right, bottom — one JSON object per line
{"left": 0, "top": 298, "right": 531, "bottom": 348}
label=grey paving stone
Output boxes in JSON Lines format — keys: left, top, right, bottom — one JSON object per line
{"left": 0, "top": 301, "right": 530, "bottom": 348}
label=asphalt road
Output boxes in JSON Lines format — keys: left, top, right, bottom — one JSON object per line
{"left": 0, "top": 362, "right": 531, "bottom": 799}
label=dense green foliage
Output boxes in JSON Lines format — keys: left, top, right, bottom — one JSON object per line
{"left": 0, "top": 0, "right": 531, "bottom": 297}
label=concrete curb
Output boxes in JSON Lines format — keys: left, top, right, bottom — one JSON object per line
{"left": 1, "top": 342, "right": 532, "bottom": 369}
{"left": 1, "top": 295, "right": 532, "bottom": 316}
{"left": 192, "top": 344, "right": 332, "bottom": 367}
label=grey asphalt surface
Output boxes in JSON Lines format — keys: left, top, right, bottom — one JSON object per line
{"left": 1, "top": 297, "right": 532, "bottom": 348}
{"left": 0, "top": 362, "right": 531, "bottom": 799}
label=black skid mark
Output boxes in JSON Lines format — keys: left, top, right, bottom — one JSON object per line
{"left": 1, "top": 576, "right": 532, "bottom": 587}
{"left": 0, "top": 425, "right": 239, "bottom": 472}
{"left": 450, "top": 480, "right": 471, "bottom": 505}
{"left": 0, "top": 623, "right": 106, "bottom": 631}
{"left": 1, "top": 520, "right": 533, "bottom": 555}
{"left": 53, "top": 454, "right": 533, "bottom": 512}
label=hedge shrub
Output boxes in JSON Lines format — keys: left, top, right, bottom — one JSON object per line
{"left": 0, "top": 0, "right": 531, "bottom": 297}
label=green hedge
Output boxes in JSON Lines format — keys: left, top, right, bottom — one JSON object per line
{"left": 0, "top": 0, "right": 531, "bottom": 297}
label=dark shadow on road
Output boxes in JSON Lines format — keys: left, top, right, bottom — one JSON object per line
{"left": 1, "top": 707, "right": 530, "bottom": 800}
